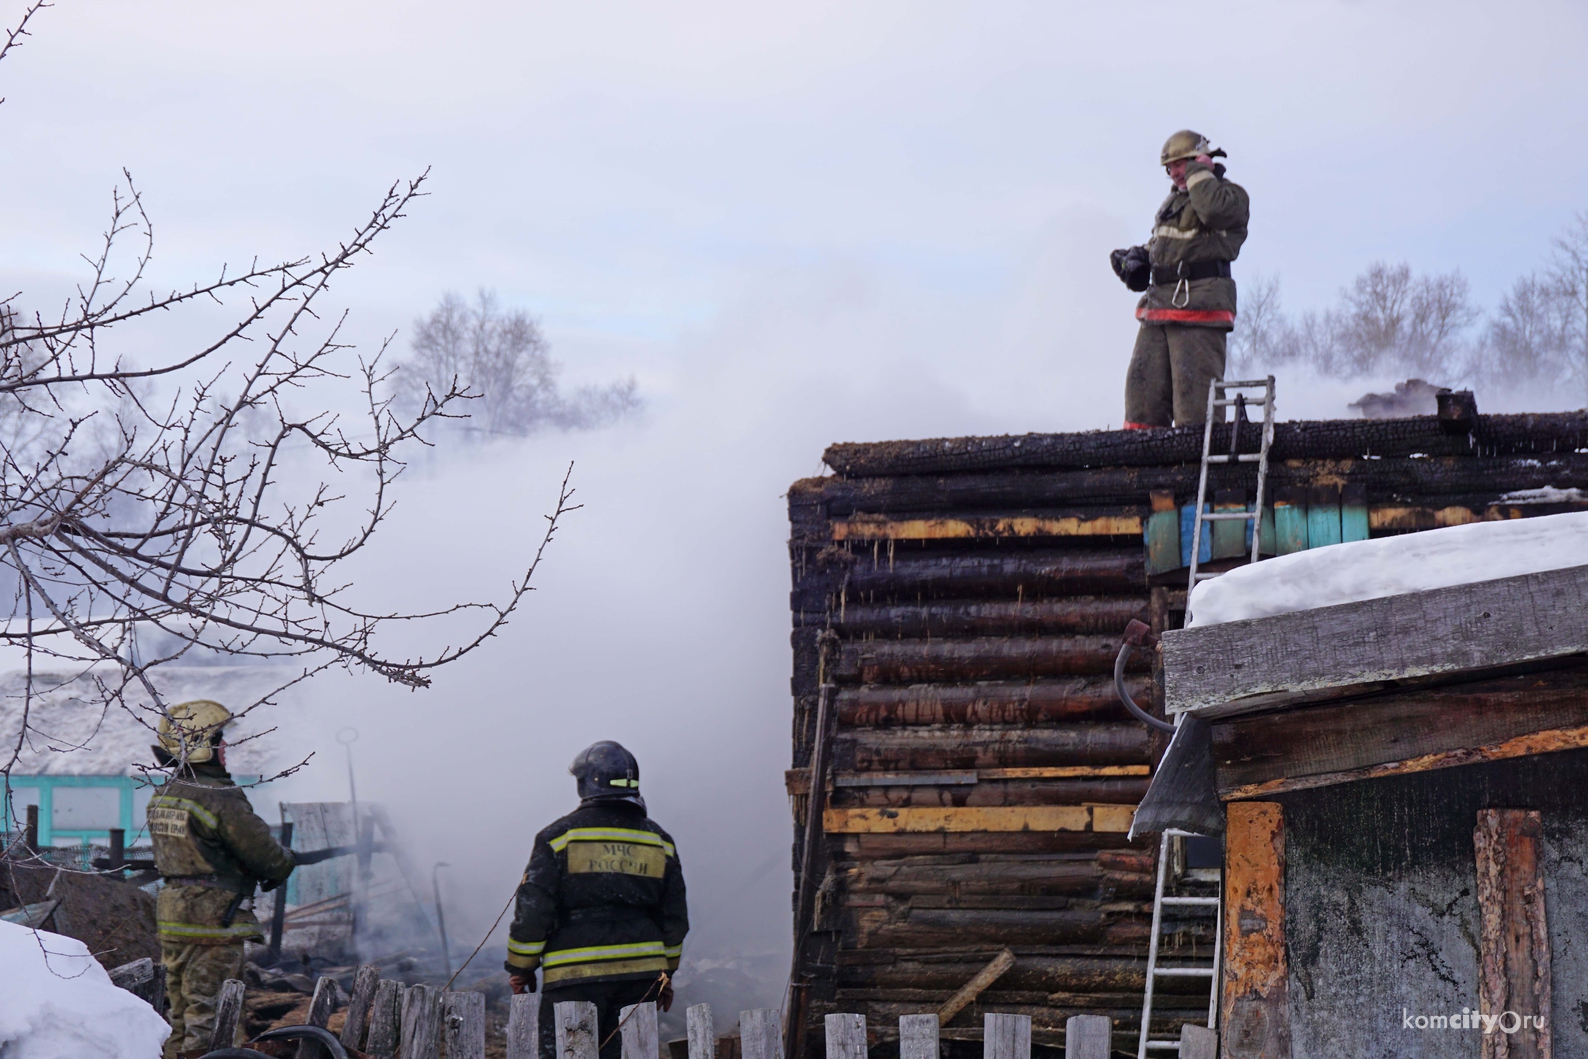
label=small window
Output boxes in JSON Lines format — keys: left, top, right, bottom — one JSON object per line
{"left": 53, "top": 786, "right": 122, "bottom": 831}
{"left": 4, "top": 787, "right": 39, "bottom": 829}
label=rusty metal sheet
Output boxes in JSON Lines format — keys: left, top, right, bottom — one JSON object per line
{"left": 1221, "top": 802, "right": 1290, "bottom": 1059}
{"left": 822, "top": 805, "right": 1136, "bottom": 834}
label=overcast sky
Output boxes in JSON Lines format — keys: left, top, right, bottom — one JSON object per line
{"left": 3, "top": 0, "right": 1585, "bottom": 995}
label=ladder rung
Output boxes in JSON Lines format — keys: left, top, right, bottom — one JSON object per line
{"left": 1198, "top": 511, "right": 1256, "bottom": 521}
{"left": 1144, "top": 1044, "right": 1183, "bottom": 1050}
{"left": 1203, "top": 453, "right": 1263, "bottom": 463}
{"left": 1161, "top": 896, "right": 1221, "bottom": 906}
{"left": 1154, "top": 967, "right": 1217, "bottom": 977}
{"left": 1212, "top": 397, "right": 1271, "bottom": 406}
{"left": 1191, "top": 572, "right": 1221, "bottom": 581}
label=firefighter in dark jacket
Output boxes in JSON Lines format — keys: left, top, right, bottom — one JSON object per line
{"left": 1112, "top": 129, "right": 1250, "bottom": 428}
{"left": 506, "top": 742, "right": 689, "bottom": 1059}
{"left": 147, "top": 700, "right": 297, "bottom": 1058}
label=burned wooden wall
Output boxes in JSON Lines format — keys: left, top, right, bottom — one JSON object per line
{"left": 786, "top": 410, "right": 1588, "bottom": 1057}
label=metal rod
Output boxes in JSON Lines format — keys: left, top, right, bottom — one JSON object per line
{"left": 432, "top": 862, "right": 452, "bottom": 977}
{"left": 1137, "top": 832, "right": 1175, "bottom": 1059}
{"left": 269, "top": 819, "right": 294, "bottom": 963}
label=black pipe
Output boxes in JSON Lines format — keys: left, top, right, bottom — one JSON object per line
{"left": 1115, "top": 642, "right": 1175, "bottom": 733}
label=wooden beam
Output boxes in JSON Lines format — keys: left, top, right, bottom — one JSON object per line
{"left": 831, "top": 515, "right": 1142, "bottom": 541}
{"left": 937, "top": 948, "right": 1016, "bottom": 1026}
{"left": 822, "top": 805, "right": 1134, "bottom": 834}
{"left": 786, "top": 765, "right": 1153, "bottom": 795}
{"left": 1164, "top": 564, "right": 1588, "bottom": 717}
{"left": 1221, "top": 803, "right": 1290, "bottom": 1059}
{"left": 1474, "top": 810, "right": 1552, "bottom": 1059}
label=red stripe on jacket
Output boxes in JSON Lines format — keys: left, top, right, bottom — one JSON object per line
{"left": 1136, "top": 308, "right": 1236, "bottom": 325}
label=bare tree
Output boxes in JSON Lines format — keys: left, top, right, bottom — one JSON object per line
{"left": 394, "top": 290, "right": 640, "bottom": 439}
{"left": 1226, "top": 273, "right": 1289, "bottom": 376}
{"left": 1468, "top": 272, "right": 1576, "bottom": 393}
{"left": 1547, "top": 212, "right": 1588, "bottom": 402}
{"left": 0, "top": 5, "right": 577, "bottom": 813}
{"left": 1326, "top": 262, "right": 1479, "bottom": 378}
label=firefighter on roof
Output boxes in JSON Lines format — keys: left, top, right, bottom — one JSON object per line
{"left": 146, "top": 700, "right": 296, "bottom": 1058}
{"left": 506, "top": 741, "right": 689, "bottom": 1059}
{"left": 1112, "top": 130, "right": 1250, "bottom": 428}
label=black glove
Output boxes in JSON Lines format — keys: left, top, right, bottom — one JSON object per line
{"left": 1109, "top": 246, "right": 1152, "bottom": 293}
{"left": 260, "top": 876, "right": 283, "bottom": 893}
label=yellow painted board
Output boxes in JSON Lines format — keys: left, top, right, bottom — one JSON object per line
{"left": 832, "top": 516, "right": 1143, "bottom": 542}
{"left": 822, "top": 805, "right": 1136, "bottom": 834}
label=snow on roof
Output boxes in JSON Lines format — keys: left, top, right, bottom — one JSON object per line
{"left": 1188, "top": 510, "right": 1588, "bottom": 628}
{"left": 0, "top": 665, "right": 305, "bottom": 777}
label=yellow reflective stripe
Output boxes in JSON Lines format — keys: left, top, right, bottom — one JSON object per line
{"left": 1153, "top": 225, "right": 1200, "bottom": 240}
{"left": 1185, "top": 169, "right": 1216, "bottom": 189}
{"left": 664, "top": 945, "right": 682, "bottom": 959}
{"left": 157, "top": 920, "right": 257, "bottom": 938}
{"left": 506, "top": 953, "right": 541, "bottom": 970}
{"left": 543, "top": 957, "right": 667, "bottom": 984}
{"left": 548, "top": 828, "right": 675, "bottom": 857}
{"left": 507, "top": 938, "right": 546, "bottom": 955}
{"left": 148, "top": 795, "right": 219, "bottom": 830}
{"left": 542, "top": 941, "right": 666, "bottom": 967}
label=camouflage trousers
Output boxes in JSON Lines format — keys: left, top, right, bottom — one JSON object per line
{"left": 161, "top": 939, "right": 245, "bottom": 1058}
{"left": 1124, "top": 323, "right": 1227, "bottom": 427}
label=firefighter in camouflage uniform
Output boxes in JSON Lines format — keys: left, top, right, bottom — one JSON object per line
{"left": 1112, "top": 130, "right": 1251, "bottom": 428}
{"left": 146, "top": 700, "right": 296, "bottom": 1058}
{"left": 506, "top": 741, "right": 689, "bottom": 1059}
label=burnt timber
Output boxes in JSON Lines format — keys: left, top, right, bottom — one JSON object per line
{"left": 785, "top": 411, "right": 1588, "bottom": 1058}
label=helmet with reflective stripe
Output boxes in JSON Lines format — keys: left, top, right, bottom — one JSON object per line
{"left": 157, "top": 699, "right": 233, "bottom": 764}
{"left": 570, "top": 741, "right": 642, "bottom": 803}
{"left": 1160, "top": 129, "right": 1212, "bottom": 167}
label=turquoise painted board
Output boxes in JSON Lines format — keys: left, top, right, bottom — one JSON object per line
{"left": 1179, "top": 504, "right": 1213, "bottom": 567}
{"left": 1307, "top": 486, "right": 1342, "bottom": 548}
{"left": 1341, "top": 483, "right": 1369, "bottom": 542}
{"left": 1145, "top": 509, "right": 1182, "bottom": 574}
{"left": 1274, "top": 500, "right": 1308, "bottom": 554}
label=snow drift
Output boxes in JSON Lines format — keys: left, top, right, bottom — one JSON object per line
{"left": 0, "top": 920, "right": 168, "bottom": 1059}
{"left": 1188, "top": 509, "right": 1588, "bottom": 627}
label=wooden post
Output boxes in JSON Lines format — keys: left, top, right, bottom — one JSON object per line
{"left": 937, "top": 949, "right": 1015, "bottom": 1026}
{"left": 444, "top": 990, "right": 487, "bottom": 1059}
{"left": 24, "top": 803, "right": 38, "bottom": 854}
{"left": 686, "top": 1004, "right": 715, "bottom": 1059}
{"left": 824, "top": 1014, "right": 866, "bottom": 1059}
{"left": 1062, "top": 1015, "right": 1109, "bottom": 1059}
{"left": 1475, "top": 809, "right": 1553, "bottom": 1059}
{"left": 1179, "top": 1024, "right": 1217, "bottom": 1059}
{"left": 210, "top": 979, "right": 245, "bottom": 1052}
{"left": 507, "top": 993, "right": 541, "bottom": 1059}
{"left": 554, "top": 1000, "right": 599, "bottom": 1059}
{"left": 400, "top": 983, "right": 443, "bottom": 1059}
{"left": 108, "top": 827, "right": 125, "bottom": 869}
{"left": 740, "top": 1009, "right": 784, "bottom": 1059}
{"left": 269, "top": 820, "right": 294, "bottom": 961}
{"left": 1221, "top": 802, "right": 1290, "bottom": 1059}
{"left": 300, "top": 976, "right": 339, "bottom": 1059}
{"left": 366, "top": 979, "right": 404, "bottom": 1058}
{"left": 149, "top": 963, "right": 167, "bottom": 1017}
{"left": 982, "top": 1013, "right": 1030, "bottom": 1059}
{"left": 898, "top": 1014, "right": 938, "bottom": 1059}
{"left": 341, "top": 965, "right": 381, "bottom": 1052}
{"left": 620, "top": 1001, "right": 659, "bottom": 1059}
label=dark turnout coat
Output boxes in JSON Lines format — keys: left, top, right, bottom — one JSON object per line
{"left": 506, "top": 800, "right": 688, "bottom": 986}
{"left": 1136, "top": 160, "right": 1250, "bottom": 329}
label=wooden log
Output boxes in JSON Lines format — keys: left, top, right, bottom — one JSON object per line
{"left": 300, "top": 976, "right": 340, "bottom": 1059}
{"left": 444, "top": 991, "right": 487, "bottom": 1059}
{"left": 1178, "top": 1023, "right": 1216, "bottom": 1059}
{"left": 820, "top": 411, "right": 1588, "bottom": 477}
{"left": 849, "top": 907, "right": 1168, "bottom": 949}
{"left": 835, "top": 679, "right": 1151, "bottom": 727}
{"left": 739, "top": 1009, "right": 784, "bottom": 1059}
{"left": 1062, "top": 1015, "right": 1110, "bottom": 1059}
{"left": 834, "top": 831, "right": 1150, "bottom": 858}
{"left": 507, "top": 993, "right": 541, "bottom": 1059}
{"left": 938, "top": 949, "right": 1015, "bottom": 1025}
{"left": 400, "top": 984, "right": 443, "bottom": 1059}
{"left": 1474, "top": 810, "right": 1552, "bottom": 1059}
{"left": 832, "top": 513, "right": 1143, "bottom": 541}
{"left": 825, "top": 1013, "right": 867, "bottom": 1059}
{"left": 835, "top": 725, "right": 1151, "bottom": 772}
{"left": 211, "top": 979, "right": 245, "bottom": 1052}
{"left": 804, "top": 550, "right": 1144, "bottom": 607}
{"left": 829, "top": 777, "right": 1152, "bottom": 810}
{"left": 1221, "top": 803, "right": 1289, "bottom": 1059}
{"left": 835, "top": 637, "right": 1144, "bottom": 685}
{"left": 341, "top": 965, "right": 381, "bottom": 1052}
{"left": 686, "top": 1004, "right": 715, "bottom": 1059}
{"left": 840, "top": 854, "right": 1148, "bottom": 898}
{"left": 899, "top": 1014, "right": 939, "bottom": 1059}
{"left": 824, "top": 805, "right": 1135, "bottom": 834}
{"left": 982, "top": 1013, "right": 1031, "bottom": 1059}
{"left": 1164, "top": 564, "right": 1588, "bottom": 717}
{"left": 620, "top": 1002, "right": 659, "bottom": 1059}
{"left": 816, "top": 598, "right": 1150, "bottom": 637}
{"left": 835, "top": 953, "right": 1199, "bottom": 996}
{"left": 555, "top": 1001, "right": 600, "bottom": 1059}
{"left": 366, "top": 979, "right": 404, "bottom": 1058}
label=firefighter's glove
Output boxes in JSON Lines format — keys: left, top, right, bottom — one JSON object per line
{"left": 659, "top": 979, "right": 675, "bottom": 1013}
{"left": 1110, "top": 246, "right": 1152, "bottom": 292}
{"left": 509, "top": 974, "right": 532, "bottom": 995}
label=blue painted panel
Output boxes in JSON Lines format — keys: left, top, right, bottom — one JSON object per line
{"left": 1179, "top": 503, "right": 1213, "bottom": 567}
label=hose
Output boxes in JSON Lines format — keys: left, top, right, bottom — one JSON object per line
{"left": 1115, "top": 642, "right": 1175, "bottom": 733}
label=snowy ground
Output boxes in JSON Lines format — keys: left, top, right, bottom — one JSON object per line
{"left": 0, "top": 920, "right": 168, "bottom": 1059}
{"left": 1188, "top": 510, "right": 1588, "bottom": 627}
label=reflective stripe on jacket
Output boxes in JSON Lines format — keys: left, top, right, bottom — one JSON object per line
{"left": 1135, "top": 161, "right": 1249, "bottom": 330}
{"left": 506, "top": 802, "right": 689, "bottom": 986}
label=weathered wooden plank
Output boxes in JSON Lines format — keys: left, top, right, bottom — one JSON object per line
{"left": 1062, "top": 1014, "right": 1111, "bottom": 1059}
{"left": 686, "top": 1004, "right": 714, "bottom": 1059}
{"left": 366, "top": 979, "right": 404, "bottom": 1058}
{"left": 834, "top": 679, "right": 1152, "bottom": 728}
{"left": 825, "top": 1013, "right": 867, "bottom": 1059}
{"left": 835, "top": 725, "right": 1152, "bottom": 772}
{"left": 824, "top": 805, "right": 1134, "bottom": 834}
{"left": 1340, "top": 482, "right": 1369, "bottom": 542}
{"left": 1179, "top": 1023, "right": 1217, "bottom": 1059}
{"left": 211, "top": 979, "right": 245, "bottom": 1052}
{"left": 804, "top": 550, "right": 1145, "bottom": 608}
{"left": 1146, "top": 491, "right": 1181, "bottom": 575}
{"left": 1272, "top": 488, "right": 1307, "bottom": 555}
{"left": 1164, "top": 564, "right": 1588, "bottom": 716}
{"left": 301, "top": 976, "right": 340, "bottom": 1059}
{"left": 1214, "top": 668, "right": 1588, "bottom": 796}
{"left": 1305, "top": 484, "right": 1341, "bottom": 548}
{"left": 938, "top": 949, "right": 1015, "bottom": 1025}
{"left": 829, "top": 777, "right": 1152, "bottom": 810}
{"left": 818, "top": 598, "right": 1150, "bottom": 637}
{"left": 740, "top": 1009, "right": 783, "bottom": 1059}
{"left": 983, "top": 1012, "right": 1031, "bottom": 1059}
{"left": 835, "top": 830, "right": 1150, "bottom": 858}
{"left": 899, "top": 1014, "right": 940, "bottom": 1059}
{"left": 400, "top": 984, "right": 443, "bottom": 1059}
{"left": 841, "top": 852, "right": 1152, "bottom": 898}
{"left": 443, "top": 991, "right": 487, "bottom": 1059}
{"left": 1220, "top": 803, "right": 1289, "bottom": 1059}
{"left": 506, "top": 993, "right": 540, "bottom": 1059}
{"left": 1475, "top": 809, "right": 1552, "bottom": 1059}
{"left": 833, "top": 514, "right": 1143, "bottom": 541}
{"left": 619, "top": 1001, "right": 659, "bottom": 1059}
{"left": 341, "top": 965, "right": 381, "bottom": 1052}
{"left": 835, "top": 637, "right": 1145, "bottom": 685}
{"left": 1211, "top": 490, "right": 1247, "bottom": 561}
{"left": 555, "top": 1001, "right": 599, "bottom": 1059}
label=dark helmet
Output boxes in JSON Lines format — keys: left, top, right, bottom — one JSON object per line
{"left": 570, "top": 741, "right": 642, "bottom": 804}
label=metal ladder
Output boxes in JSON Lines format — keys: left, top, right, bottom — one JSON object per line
{"left": 1136, "top": 376, "right": 1276, "bottom": 1057}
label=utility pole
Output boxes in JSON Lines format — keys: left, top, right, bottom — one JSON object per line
{"left": 432, "top": 862, "right": 452, "bottom": 977}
